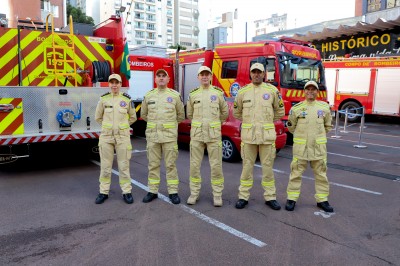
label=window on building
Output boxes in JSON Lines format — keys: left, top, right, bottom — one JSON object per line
{"left": 52, "top": 5, "right": 59, "bottom": 17}
{"left": 221, "top": 61, "right": 238, "bottom": 79}
{"left": 147, "top": 23, "right": 155, "bottom": 30}
{"left": 367, "top": 0, "right": 381, "bottom": 12}
{"left": 180, "top": 33, "right": 192, "bottom": 38}
{"left": 135, "top": 31, "right": 144, "bottom": 38}
{"left": 386, "top": 0, "right": 400, "bottom": 8}
{"left": 167, "top": 18, "right": 172, "bottom": 24}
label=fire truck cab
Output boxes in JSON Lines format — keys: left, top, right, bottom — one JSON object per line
{"left": 175, "top": 38, "right": 327, "bottom": 142}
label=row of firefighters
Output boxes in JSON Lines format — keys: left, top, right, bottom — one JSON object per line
{"left": 93, "top": 64, "right": 334, "bottom": 213}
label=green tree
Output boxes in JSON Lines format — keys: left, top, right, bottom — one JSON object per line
{"left": 168, "top": 44, "right": 187, "bottom": 50}
{"left": 67, "top": 4, "right": 94, "bottom": 25}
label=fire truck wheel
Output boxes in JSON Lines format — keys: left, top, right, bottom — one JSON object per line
{"left": 340, "top": 101, "right": 362, "bottom": 123}
{"left": 222, "top": 137, "right": 240, "bottom": 162}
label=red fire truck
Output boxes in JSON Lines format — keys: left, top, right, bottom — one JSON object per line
{"left": 324, "top": 57, "right": 400, "bottom": 122}
{"left": 0, "top": 14, "right": 131, "bottom": 164}
{"left": 173, "top": 38, "right": 327, "bottom": 144}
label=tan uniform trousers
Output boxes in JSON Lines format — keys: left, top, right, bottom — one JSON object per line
{"left": 99, "top": 140, "right": 132, "bottom": 194}
{"left": 238, "top": 143, "right": 277, "bottom": 201}
{"left": 287, "top": 158, "right": 329, "bottom": 203}
{"left": 147, "top": 141, "right": 179, "bottom": 194}
{"left": 189, "top": 140, "right": 224, "bottom": 197}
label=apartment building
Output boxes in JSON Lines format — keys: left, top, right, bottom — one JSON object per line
{"left": 174, "top": 0, "right": 199, "bottom": 49}
{"left": 1, "top": 0, "right": 65, "bottom": 29}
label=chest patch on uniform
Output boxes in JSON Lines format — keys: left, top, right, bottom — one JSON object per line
{"left": 301, "top": 111, "right": 307, "bottom": 118}
{"left": 243, "top": 100, "right": 251, "bottom": 103}
{"left": 210, "top": 95, "right": 217, "bottom": 101}
{"left": 194, "top": 100, "right": 201, "bottom": 104}
{"left": 120, "top": 101, "right": 127, "bottom": 107}
{"left": 148, "top": 101, "right": 155, "bottom": 105}
{"left": 167, "top": 97, "right": 173, "bottom": 103}
{"left": 263, "top": 93, "right": 270, "bottom": 100}
{"left": 317, "top": 110, "right": 324, "bottom": 117}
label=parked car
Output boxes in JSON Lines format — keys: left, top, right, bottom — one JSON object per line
{"left": 178, "top": 98, "right": 287, "bottom": 162}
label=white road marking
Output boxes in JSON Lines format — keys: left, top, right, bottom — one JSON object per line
{"left": 132, "top": 149, "right": 147, "bottom": 153}
{"left": 91, "top": 160, "right": 267, "bottom": 248}
{"left": 254, "top": 164, "right": 383, "bottom": 195}
{"left": 328, "top": 137, "right": 400, "bottom": 149}
{"left": 314, "top": 211, "right": 335, "bottom": 218}
{"left": 326, "top": 152, "right": 400, "bottom": 165}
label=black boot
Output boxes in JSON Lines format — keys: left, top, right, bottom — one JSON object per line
{"left": 317, "top": 201, "right": 334, "bottom": 212}
{"left": 123, "top": 193, "right": 134, "bottom": 204}
{"left": 95, "top": 193, "right": 108, "bottom": 204}
{"left": 142, "top": 192, "right": 158, "bottom": 203}
{"left": 285, "top": 200, "right": 296, "bottom": 211}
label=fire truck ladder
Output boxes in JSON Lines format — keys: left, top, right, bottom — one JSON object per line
{"left": 46, "top": 14, "right": 78, "bottom": 86}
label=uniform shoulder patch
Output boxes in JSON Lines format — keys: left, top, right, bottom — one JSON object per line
{"left": 293, "top": 101, "right": 305, "bottom": 108}
{"left": 122, "top": 92, "right": 131, "bottom": 99}
{"left": 190, "top": 87, "right": 200, "bottom": 94}
{"left": 101, "top": 92, "right": 110, "bottom": 97}
{"left": 211, "top": 86, "right": 224, "bottom": 93}
{"left": 145, "top": 88, "right": 157, "bottom": 96}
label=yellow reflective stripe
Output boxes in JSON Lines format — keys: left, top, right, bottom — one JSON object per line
{"left": 102, "top": 122, "right": 112, "bottom": 129}
{"left": 149, "top": 178, "right": 160, "bottom": 184}
{"left": 292, "top": 157, "right": 298, "bottom": 163}
{"left": 167, "top": 179, "right": 179, "bottom": 185}
{"left": 316, "top": 137, "right": 327, "bottom": 144}
{"left": 210, "top": 121, "right": 221, "bottom": 128}
{"left": 119, "top": 179, "right": 131, "bottom": 185}
{"left": 262, "top": 180, "right": 275, "bottom": 187}
{"left": 240, "top": 180, "right": 253, "bottom": 187}
{"left": 190, "top": 177, "right": 202, "bottom": 183}
{"left": 163, "top": 123, "right": 176, "bottom": 129}
{"left": 263, "top": 123, "right": 274, "bottom": 129}
{"left": 99, "top": 177, "right": 110, "bottom": 183}
{"left": 316, "top": 194, "right": 328, "bottom": 200}
{"left": 287, "top": 191, "right": 300, "bottom": 200}
{"left": 218, "top": 141, "right": 222, "bottom": 147}
{"left": 192, "top": 121, "right": 202, "bottom": 127}
{"left": 286, "top": 90, "right": 292, "bottom": 97}
{"left": 242, "top": 123, "right": 252, "bottom": 129}
{"left": 119, "top": 123, "right": 129, "bottom": 129}
{"left": 211, "top": 178, "right": 224, "bottom": 185}
{"left": 127, "top": 144, "right": 132, "bottom": 150}
{"left": 147, "top": 122, "right": 156, "bottom": 128}
{"left": 293, "top": 138, "right": 306, "bottom": 144}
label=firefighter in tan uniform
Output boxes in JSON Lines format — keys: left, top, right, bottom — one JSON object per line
{"left": 285, "top": 81, "right": 334, "bottom": 212}
{"left": 186, "top": 66, "right": 229, "bottom": 207}
{"left": 233, "top": 63, "right": 285, "bottom": 210}
{"left": 94, "top": 74, "right": 137, "bottom": 204}
{"left": 141, "top": 69, "right": 185, "bottom": 204}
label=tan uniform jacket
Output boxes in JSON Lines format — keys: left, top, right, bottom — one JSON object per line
{"left": 287, "top": 100, "right": 332, "bottom": 160}
{"left": 187, "top": 86, "right": 228, "bottom": 142}
{"left": 141, "top": 88, "right": 185, "bottom": 143}
{"left": 233, "top": 83, "right": 285, "bottom": 144}
{"left": 95, "top": 92, "right": 137, "bottom": 143}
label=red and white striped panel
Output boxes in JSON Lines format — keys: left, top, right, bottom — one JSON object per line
{"left": 0, "top": 132, "right": 100, "bottom": 146}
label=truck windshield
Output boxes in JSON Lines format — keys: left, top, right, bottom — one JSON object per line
{"left": 279, "top": 55, "right": 324, "bottom": 90}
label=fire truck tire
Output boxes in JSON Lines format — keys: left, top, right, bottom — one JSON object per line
{"left": 222, "top": 137, "right": 240, "bottom": 162}
{"left": 340, "top": 101, "right": 362, "bottom": 123}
